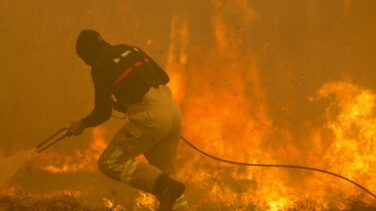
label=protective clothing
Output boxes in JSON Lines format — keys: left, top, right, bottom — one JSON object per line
{"left": 153, "top": 174, "right": 185, "bottom": 211}
{"left": 97, "top": 85, "right": 180, "bottom": 187}
{"left": 74, "top": 30, "right": 187, "bottom": 210}
{"left": 80, "top": 43, "right": 169, "bottom": 128}
{"left": 76, "top": 29, "right": 108, "bottom": 65}
{"left": 67, "top": 120, "right": 85, "bottom": 136}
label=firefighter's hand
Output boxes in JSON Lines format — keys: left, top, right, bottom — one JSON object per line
{"left": 113, "top": 101, "right": 127, "bottom": 113}
{"left": 67, "top": 120, "right": 85, "bottom": 136}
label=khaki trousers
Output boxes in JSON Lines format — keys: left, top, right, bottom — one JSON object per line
{"left": 98, "top": 85, "right": 181, "bottom": 193}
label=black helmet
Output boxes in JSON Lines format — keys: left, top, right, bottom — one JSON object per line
{"left": 76, "top": 29, "right": 108, "bottom": 65}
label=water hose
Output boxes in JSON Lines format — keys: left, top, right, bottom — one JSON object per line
{"left": 36, "top": 128, "right": 376, "bottom": 200}
{"left": 179, "top": 136, "right": 376, "bottom": 201}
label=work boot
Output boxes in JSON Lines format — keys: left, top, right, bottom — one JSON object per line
{"left": 153, "top": 174, "right": 185, "bottom": 211}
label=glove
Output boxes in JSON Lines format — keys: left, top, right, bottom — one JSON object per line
{"left": 67, "top": 120, "right": 85, "bottom": 136}
{"left": 113, "top": 101, "right": 127, "bottom": 113}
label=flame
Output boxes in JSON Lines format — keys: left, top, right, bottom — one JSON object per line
{"left": 175, "top": 80, "right": 376, "bottom": 209}
{"left": 102, "top": 198, "right": 126, "bottom": 210}
{"left": 165, "top": 0, "right": 376, "bottom": 210}
{"left": 135, "top": 192, "right": 157, "bottom": 211}
{"left": 17, "top": 1, "right": 374, "bottom": 209}
{"left": 103, "top": 198, "right": 114, "bottom": 209}
{"left": 316, "top": 82, "right": 376, "bottom": 199}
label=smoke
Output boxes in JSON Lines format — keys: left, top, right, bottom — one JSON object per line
{"left": 1, "top": 0, "right": 376, "bottom": 209}
{"left": 0, "top": 149, "right": 35, "bottom": 186}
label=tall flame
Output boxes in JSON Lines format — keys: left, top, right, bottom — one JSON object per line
{"left": 18, "top": 1, "right": 374, "bottom": 209}
{"left": 165, "top": 0, "right": 375, "bottom": 210}
{"left": 317, "top": 81, "right": 376, "bottom": 200}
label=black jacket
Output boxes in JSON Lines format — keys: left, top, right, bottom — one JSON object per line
{"left": 81, "top": 44, "right": 169, "bottom": 128}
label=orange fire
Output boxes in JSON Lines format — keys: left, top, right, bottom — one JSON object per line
{"left": 135, "top": 192, "right": 157, "bottom": 210}
{"left": 164, "top": 0, "right": 375, "bottom": 210}
{"left": 316, "top": 82, "right": 376, "bottom": 199}
{"left": 24, "top": 1, "right": 375, "bottom": 209}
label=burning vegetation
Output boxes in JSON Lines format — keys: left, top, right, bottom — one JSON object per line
{"left": 0, "top": 186, "right": 95, "bottom": 211}
{"left": 1, "top": 0, "right": 376, "bottom": 210}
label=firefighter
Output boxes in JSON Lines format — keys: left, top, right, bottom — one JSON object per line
{"left": 67, "top": 29, "right": 187, "bottom": 211}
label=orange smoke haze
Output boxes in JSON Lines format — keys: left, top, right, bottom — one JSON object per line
{"left": 1, "top": 0, "right": 376, "bottom": 210}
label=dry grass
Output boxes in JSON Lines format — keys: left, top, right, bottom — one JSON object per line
{"left": 0, "top": 186, "right": 375, "bottom": 211}
{"left": 0, "top": 188, "right": 100, "bottom": 211}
